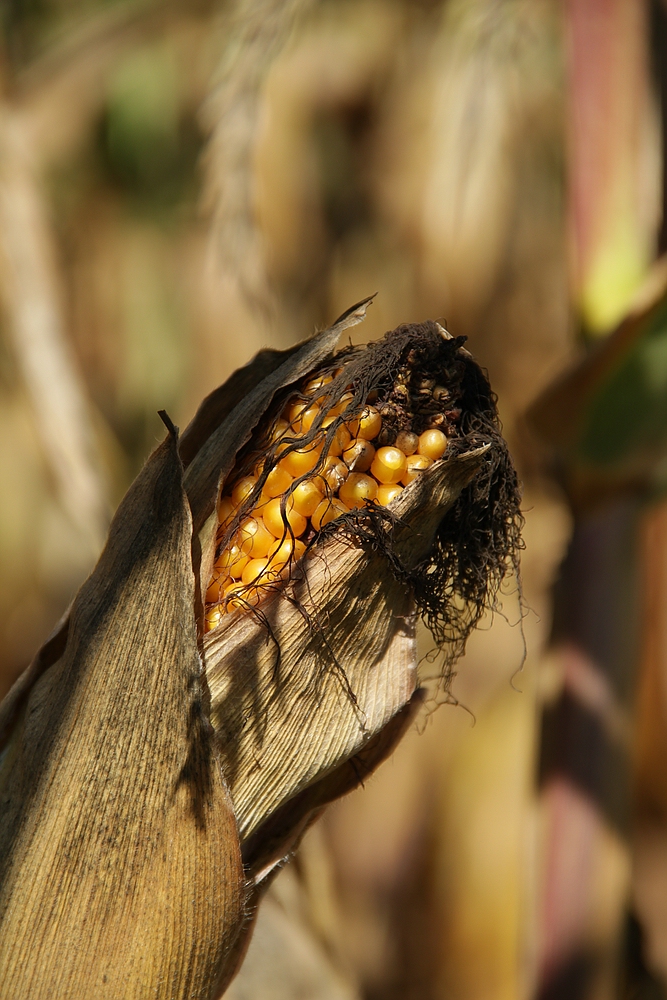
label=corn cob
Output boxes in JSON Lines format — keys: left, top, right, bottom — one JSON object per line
{"left": 204, "top": 350, "right": 456, "bottom": 629}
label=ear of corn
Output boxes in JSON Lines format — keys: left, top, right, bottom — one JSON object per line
{"left": 0, "top": 302, "right": 520, "bottom": 997}
{"left": 203, "top": 337, "right": 455, "bottom": 628}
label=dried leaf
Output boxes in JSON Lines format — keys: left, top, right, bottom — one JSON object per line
{"left": 0, "top": 424, "right": 245, "bottom": 998}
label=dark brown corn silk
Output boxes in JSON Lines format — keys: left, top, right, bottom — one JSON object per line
{"left": 205, "top": 321, "right": 523, "bottom": 670}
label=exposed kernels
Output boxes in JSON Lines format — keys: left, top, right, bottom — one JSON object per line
{"left": 370, "top": 446, "right": 407, "bottom": 485}
{"left": 290, "top": 480, "right": 323, "bottom": 517}
{"left": 270, "top": 418, "right": 289, "bottom": 442}
{"left": 316, "top": 456, "right": 349, "bottom": 492}
{"left": 348, "top": 405, "right": 382, "bottom": 441}
{"left": 395, "top": 430, "right": 419, "bottom": 456}
{"left": 262, "top": 496, "right": 308, "bottom": 538}
{"left": 303, "top": 374, "right": 333, "bottom": 395}
{"left": 223, "top": 581, "right": 259, "bottom": 611}
{"left": 299, "top": 405, "right": 321, "bottom": 433}
{"left": 321, "top": 420, "right": 352, "bottom": 457}
{"left": 279, "top": 443, "right": 321, "bottom": 478}
{"left": 268, "top": 536, "right": 306, "bottom": 569}
{"left": 342, "top": 438, "right": 375, "bottom": 473}
{"left": 241, "top": 557, "right": 275, "bottom": 587}
{"left": 205, "top": 605, "right": 224, "bottom": 632}
{"left": 261, "top": 464, "right": 293, "bottom": 499}
{"left": 231, "top": 475, "right": 258, "bottom": 507}
{"left": 377, "top": 484, "right": 404, "bottom": 506}
{"left": 330, "top": 392, "right": 354, "bottom": 417}
{"left": 311, "top": 497, "right": 348, "bottom": 530}
{"left": 339, "top": 473, "right": 378, "bottom": 509}
{"left": 239, "top": 517, "right": 275, "bottom": 558}
{"left": 215, "top": 542, "right": 248, "bottom": 579}
{"left": 205, "top": 574, "right": 230, "bottom": 604}
{"left": 402, "top": 454, "right": 432, "bottom": 485}
{"left": 287, "top": 400, "right": 321, "bottom": 433}
{"left": 286, "top": 399, "right": 307, "bottom": 424}
{"left": 418, "top": 429, "right": 447, "bottom": 459}
{"left": 217, "top": 496, "right": 234, "bottom": 525}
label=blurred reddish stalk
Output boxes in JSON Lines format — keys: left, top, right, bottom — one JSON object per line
{"left": 533, "top": 2, "right": 662, "bottom": 998}
{"left": 566, "top": 0, "right": 657, "bottom": 335}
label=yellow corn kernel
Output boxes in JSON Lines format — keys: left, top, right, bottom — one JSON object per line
{"left": 401, "top": 454, "right": 432, "bottom": 485}
{"left": 418, "top": 429, "right": 447, "bottom": 460}
{"left": 261, "top": 463, "right": 293, "bottom": 499}
{"left": 239, "top": 517, "right": 275, "bottom": 558}
{"left": 217, "top": 496, "right": 234, "bottom": 525}
{"left": 270, "top": 418, "right": 289, "bottom": 442}
{"left": 311, "top": 497, "right": 347, "bottom": 530}
{"left": 348, "top": 405, "right": 382, "bottom": 441}
{"left": 286, "top": 399, "right": 308, "bottom": 424}
{"left": 395, "top": 430, "right": 419, "bottom": 456}
{"left": 290, "top": 479, "right": 323, "bottom": 517}
{"left": 370, "top": 446, "right": 407, "bottom": 485}
{"left": 223, "top": 581, "right": 259, "bottom": 611}
{"left": 279, "top": 443, "right": 321, "bottom": 478}
{"left": 216, "top": 542, "right": 248, "bottom": 579}
{"left": 339, "top": 473, "right": 378, "bottom": 509}
{"left": 377, "top": 484, "right": 404, "bottom": 506}
{"left": 231, "top": 475, "right": 258, "bottom": 507}
{"left": 262, "top": 496, "right": 307, "bottom": 538}
{"left": 205, "top": 574, "right": 232, "bottom": 604}
{"left": 330, "top": 392, "right": 354, "bottom": 417}
{"left": 342, "top": 437, "right": 375, "bottom": 473}
{"left": 241, "top": 557, "right": 275, "bottom": 587}
{"left": 303, "top": 374, "right": 333, "bottom": 395}
{"left": 321, "top": 419, "right": 352, "bottom": 457}
{"left": 287, "top": 400, "right": 321, "bottom": 434}
{"left": 268, "top": 536, "right": 306, "bottom": 569}
{"left": 316, "top": 456, "right": 349, "bottom": 493}
{"left": 205, "top": 605, "right": 224, "bottom": 632}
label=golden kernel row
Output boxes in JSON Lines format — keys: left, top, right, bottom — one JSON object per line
{"left": 205, "top": 393, "right": 448, "bottom": 628}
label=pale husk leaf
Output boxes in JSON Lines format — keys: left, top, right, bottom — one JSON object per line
{"left": 204, "top": 449, "right": 485, "bottom": 880}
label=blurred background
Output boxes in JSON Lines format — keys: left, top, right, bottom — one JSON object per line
{"left": 1, "top": 0, "right": 667, "bottom": 997}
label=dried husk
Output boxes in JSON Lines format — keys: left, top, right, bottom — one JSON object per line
{"left": 206, "top": 449, "right": 485, "bottom": 883}
{"left": 0, "top": 424, "right": 244, "bottom": 999}
{"left": 0, "top": 300, "right": 515, "bottom": 997}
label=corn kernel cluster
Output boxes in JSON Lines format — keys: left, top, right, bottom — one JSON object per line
{"left": 204, "top": 373, "right": 449, "bottom": 630}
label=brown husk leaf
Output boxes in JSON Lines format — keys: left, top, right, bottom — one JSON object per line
{"left": 0, "top": 425, "right": 244, "bottom": 999}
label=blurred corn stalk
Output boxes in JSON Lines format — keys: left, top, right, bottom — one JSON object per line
{"left": 527, "top": 3, "right": 667, "bottom": 998}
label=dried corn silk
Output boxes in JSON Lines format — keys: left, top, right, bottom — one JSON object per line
{"left": 205, "top": 321, "right": 522, "bottom": 672}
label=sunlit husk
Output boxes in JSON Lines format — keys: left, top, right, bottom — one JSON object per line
{"left": 204, "top": 450, "right": 485, "bottom": 882}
